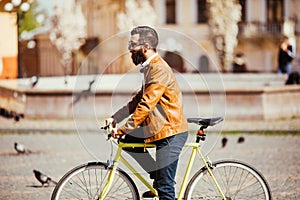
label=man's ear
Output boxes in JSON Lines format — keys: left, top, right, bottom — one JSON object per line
{"left": 144, "top": 43, "right": 151, "bottom": 50}
{"left": 143, "top": 43, "right": 150, "bottom": 53}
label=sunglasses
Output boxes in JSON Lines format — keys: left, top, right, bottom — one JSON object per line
{"left": 128, "top": 41, "right": 143, "bottom": 49}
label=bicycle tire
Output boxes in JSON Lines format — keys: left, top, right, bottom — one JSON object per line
{"left": 51, "top": 162, "right": 140, "bottom": 200}
{"left": 184, "top": 160, "right": 272, "bottom": 200}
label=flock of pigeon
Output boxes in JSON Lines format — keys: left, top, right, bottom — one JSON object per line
{"left": 221, "top": 136, "right": 245, "bottom": 148}
{"left": 0, "top": 76, "right": 41, "bottom": 123}
{"left": 14, "top": 142, "right": 57, "bottom": 187}
{"left": 10, "top": 79, "right": 98, "bottom": 187}
{"left": 13, "top": 135, "right": 245, "bottom": 186}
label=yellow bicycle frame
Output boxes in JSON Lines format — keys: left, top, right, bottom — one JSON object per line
{"left": 99, "top": 142, "right": 158, "bottom": 199}
{"left": 99, "top": 141, "right": 226, "bottom": 200}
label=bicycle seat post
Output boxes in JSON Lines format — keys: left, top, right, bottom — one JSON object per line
{"left": 196, "top": 125, "right": 207, "bottom": 143}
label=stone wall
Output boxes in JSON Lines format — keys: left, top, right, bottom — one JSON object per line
{"left": 0, "top": 74, "right": 299, "bottom": 120}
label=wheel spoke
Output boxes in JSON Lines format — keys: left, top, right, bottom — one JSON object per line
{"left": 184, "top": 160, "right": 271, "bottom": 200}
{"left": 51, "top": 163, "right": 139, "bottom": 200}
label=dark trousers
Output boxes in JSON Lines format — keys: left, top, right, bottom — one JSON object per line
{"left": 121, "top": 128, "right": 188, "bottom": 200}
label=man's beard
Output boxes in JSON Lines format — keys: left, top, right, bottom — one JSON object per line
{"left": 131, "top": 49, "right": 147, "bottom": 66}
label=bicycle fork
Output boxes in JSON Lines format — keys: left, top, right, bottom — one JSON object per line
{"left": 98, "top": 143, "right": 125, "bottom": 200}
{"left": 98, "top": 158, "right": 120, "bottom": 200}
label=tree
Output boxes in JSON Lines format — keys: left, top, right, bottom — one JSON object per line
{"left": 49, "top": 0, "right": 86, "bottom": 84}
{"left": 18, "top": 1, "right": 40, "bottom": 38}
{"left": 117, "top": 0, "right": 157, "bottom": 31}
{"left": 208, "top": 0, "right": 241, "bottom": 72}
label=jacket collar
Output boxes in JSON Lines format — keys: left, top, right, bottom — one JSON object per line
{"left": 141, "top": 52, "right": 158, "bottom": 68}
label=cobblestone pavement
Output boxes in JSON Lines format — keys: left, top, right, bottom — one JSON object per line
{"left": 0, "top": 118, "right": 299, "bottom": 199}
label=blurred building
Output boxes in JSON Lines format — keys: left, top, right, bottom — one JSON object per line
{"left": 1, "top": 0, "right": 300, "bottom": 78}
{"left": 236, "top": 0, "right": 299, "bottom": 73}
{"left": 0, "top": 12, "right": 18, "bottom": 79}
{"left": 78, "top": 0, "right": 300, "bottom": 74}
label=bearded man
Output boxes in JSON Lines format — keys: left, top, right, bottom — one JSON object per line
{"left": 105, "top": 26, "right": 188, "bottom": 200}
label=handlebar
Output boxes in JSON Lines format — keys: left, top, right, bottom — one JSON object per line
{"left": 101, "top": 124, "right": 110, "bottom": 130}
{"left": 101, "top": 124, "right": 112, "bottom": 140}
{"left": 102, "top": 116, "right": 223, "bottom": 143}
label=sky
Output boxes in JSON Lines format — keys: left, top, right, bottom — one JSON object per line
{"left": 36, "top": 0, "right": 55, "bottom": 16}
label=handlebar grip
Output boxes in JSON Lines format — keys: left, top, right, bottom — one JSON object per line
{"left": 101, "top": 124, "right": 113, "bottom": 140}
{"left": 101, "top": 125, "right": 110, "bottom": 130}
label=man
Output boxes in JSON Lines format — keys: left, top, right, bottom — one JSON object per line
{"left": 105, "top": 26, "right": 188, "bottom": 200}
{"left": 278, "top": 36, "right": 294, "bottom": 74}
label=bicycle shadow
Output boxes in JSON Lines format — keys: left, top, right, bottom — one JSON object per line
{"left": 0, "top": 150, "right": 47, "bottom": 156}
{"left": 26, "top": 184, "right": 55, "bottom": 188}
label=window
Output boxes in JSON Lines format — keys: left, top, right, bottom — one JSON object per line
{"left": 197, "top": 0, "right": 208, "bottom": 23}
{"left": 199, "top": 55, "right": 209, "bottom": 73}
{"left": 239, "top": 0, "right": 246, "bottom": 22}
{"left": 267, "top": 0, "right": 283, "bottom": 22}
{"left": 166, "top": 0, "right": 176, "bottom": 24}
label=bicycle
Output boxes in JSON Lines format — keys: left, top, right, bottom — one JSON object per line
{"left": 51, "top": 117, "right": 272, "bottom": 199}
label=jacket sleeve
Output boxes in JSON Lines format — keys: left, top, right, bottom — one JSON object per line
{"left": 112, "top": 89, "right": 143, "bottom": 123}
{"left": 287, "top": 45, "right": 294, "bottom": 61}
{"left": 118, "top": 65, "right": 168, "bottom": 135}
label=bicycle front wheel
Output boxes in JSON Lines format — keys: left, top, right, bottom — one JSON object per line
{"left": 51, "top": 162, "right": 139, "bottom": 200}
{"left": 184, "top": 160, "right": 272, "bottom": 200}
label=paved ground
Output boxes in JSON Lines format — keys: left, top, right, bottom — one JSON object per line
{"left": 0, "top": 117, "right": 299, "bottom": 199}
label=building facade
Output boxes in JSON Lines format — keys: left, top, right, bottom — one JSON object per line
{"left": 2, "top": 0, "right": 299, "bottom": 78}
{"left": 76, "top": 0, "right": 300, "bottom": 74}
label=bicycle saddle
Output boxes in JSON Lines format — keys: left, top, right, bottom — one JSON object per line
{"left": 187, "top": 117, "right": 223, "bottom": 126}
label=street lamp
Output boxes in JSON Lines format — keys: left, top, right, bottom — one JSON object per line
{"left": 4, "top": 0, "right": 30, "bottom": 78}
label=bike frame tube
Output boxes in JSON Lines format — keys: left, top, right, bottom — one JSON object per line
{"left": 196, "top": 148, "right": 227, "bottom": 200}
{"left": 99, "top": 142, "right": 158, "bottom": 199}
{"left": 119, "top": 142, "right": 158, "bottom": 196}
{"left": 99, "top": 141, "right": 226, "bottom": 200}
{"left": 177, "top": 143, "right": 199, "bottom": 199}
{"left": 120, "top": 155, "right": 158, "bottom": 196}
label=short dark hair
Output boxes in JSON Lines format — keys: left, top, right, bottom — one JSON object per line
{"left": 131, "top": 26, "right": 158, "bottom": 51}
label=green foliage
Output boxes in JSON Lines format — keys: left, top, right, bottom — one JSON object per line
{"left": 17, "top": 1, "right": 44, "bottom": 37}
{"left": 18, "top": 9, "right": 39, "bottom": 36}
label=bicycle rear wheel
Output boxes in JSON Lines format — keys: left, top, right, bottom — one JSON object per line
{"left": 184, "top": 160, "right": 272, "bottom": 200}
{"left": 51, "top": 162, "right": 139, "bottom": 200}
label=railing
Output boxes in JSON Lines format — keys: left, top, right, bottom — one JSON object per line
{"left": 238, "top": 22, "right": 283, "bottom": 37}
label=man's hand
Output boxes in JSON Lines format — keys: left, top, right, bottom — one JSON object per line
{"left": 105, "top": 118, "right": 121, "bottom": 139}
{"left": 105, "top": 117, "right": 116, "bottom": 127}
{"left": 110, "top": 127, "right": 120, "bottom": 139}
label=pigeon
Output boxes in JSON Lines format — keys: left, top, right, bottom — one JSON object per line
{"left": 14, "top": 113, "right": 24, "bottom": 122}
{"left": 33, "top": 169, "right": 57, "bottom": 187}
{"left": 14, "top": 142, "right": 31, "bottom": 154}
{"left": 221, "top": 137, "right": 228, "bottom": 148}
{"left": 71, "top": 79, "right": 95, "bottom": 106}
{"left": 237, "top": 136, "right": 245, "bottom": 143}
{"left": 30, "top": 76, "right": 39, "bottom": 88}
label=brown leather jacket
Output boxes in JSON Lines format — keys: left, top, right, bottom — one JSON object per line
{"left": 113, "top": 54, "right": 188, "bottom": 143}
